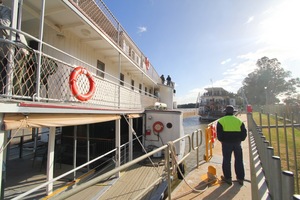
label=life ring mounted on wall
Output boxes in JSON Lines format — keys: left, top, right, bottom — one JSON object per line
{"left": 69, "top": 66, "right": 96, "bottom": 101}
{"left": 153, "top": 121, "right": 164, "bottom": 133}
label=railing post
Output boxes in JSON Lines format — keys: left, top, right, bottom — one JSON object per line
{"left": 271, "top": 156, "right": 282, "bottom": 200}
{"left": 165, "top": 144, "right": 171, "bottom": 200}
{"left": 262, "top": 140, "right": 269, "bottom": 169}
{"left": 267, "top": 113, "right": 272, "bottom": 143}
{"left": 266, "top": 147, "right": 274, "bottom": 187}
{"left": 282, "top": 170, "right": 294, "bottom": 200}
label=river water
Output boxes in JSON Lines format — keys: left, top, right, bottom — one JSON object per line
{"left": 182, "top": 116, "right": 209, "bottom": 173}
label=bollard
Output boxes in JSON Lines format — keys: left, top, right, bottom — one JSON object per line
{"left": 271, "top": 156, "right": 282, "bottom": 200}
{"left": 282, "top": 171, "right": 294, "bottom": 200}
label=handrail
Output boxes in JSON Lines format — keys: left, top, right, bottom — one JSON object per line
{"left": 12, "top": 128, "right": 205, "bottom": 199}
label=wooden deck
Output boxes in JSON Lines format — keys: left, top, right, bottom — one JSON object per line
{"left": 5, "top": 152, "right": 166, "bottom": 200}
{"left": 66, "top": 162, "right": 166, "bottom": 200}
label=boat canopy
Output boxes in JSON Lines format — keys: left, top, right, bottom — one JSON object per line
{"left": 3, "top": 113, "right": 121, "bottom": 130}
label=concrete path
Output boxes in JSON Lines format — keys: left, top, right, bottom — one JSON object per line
{"left": 171, "top": 114, "right": 252, "bottom": 200}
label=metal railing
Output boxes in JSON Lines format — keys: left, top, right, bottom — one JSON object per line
{"left": 11, "top": 127, "right": 204, "bottom": 199}
{"left": 1, "top": 0, "right": 163, "bottom": 110}
{"left": 247, "top": 112, "right": 300, "bottom": 200}
{"left": 0, "top": 38, "right": 157, "bottom": 109}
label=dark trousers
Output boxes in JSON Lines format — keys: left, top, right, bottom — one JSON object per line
{"left": 221, "top": 142, "right": 245, "bottom": 180}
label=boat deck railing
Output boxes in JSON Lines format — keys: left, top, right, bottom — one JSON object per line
{"left": 11, "top": 128, "right": 204, "bottom": 199}
{"left": 0, "top": 37, "right": 157, "bottom": 110}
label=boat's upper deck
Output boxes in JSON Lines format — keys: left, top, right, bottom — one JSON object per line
{"left": 0, "top": 0, "right": 175, "bottom": 114}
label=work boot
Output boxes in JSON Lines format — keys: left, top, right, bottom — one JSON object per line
{"left": 221, "top": 175, "right": 232, "bottom": 185}
{"left": 237, "top": 179, "right": 244, "bottom": 185}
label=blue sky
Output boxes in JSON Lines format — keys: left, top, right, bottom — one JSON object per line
{"left": 102, "top": 0, "right": 300, "bottom": 104}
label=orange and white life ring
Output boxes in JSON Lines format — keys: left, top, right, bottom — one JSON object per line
{"left": 69, "top": 66, "right": 96, "bottom": 101}
{"left": 145, "top": 57, "right": 150, "bottom": 70}
{"left": 153, "top": 121, "right": 164, "bottom": 133}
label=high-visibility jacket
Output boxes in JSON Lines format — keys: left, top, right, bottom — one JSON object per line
{"left": 217, "top": 115, "right": 247, "bottom": 143}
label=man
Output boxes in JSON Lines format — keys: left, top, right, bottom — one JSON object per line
{"left": 217, "top": 105, "right": 247, "bottom": 185}
{"left": 166, "top": 75, "right": 171, "bottom": 86}
{"left": 160, "top": 74, "right": 165, "bottom": 84}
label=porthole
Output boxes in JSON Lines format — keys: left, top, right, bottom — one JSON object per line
{"left": 166, "top": 123, "right": 172, "bottom": 129}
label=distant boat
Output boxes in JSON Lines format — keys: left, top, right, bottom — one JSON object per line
{"left": 198, "top": 87, "right": 237, "bottom": 121}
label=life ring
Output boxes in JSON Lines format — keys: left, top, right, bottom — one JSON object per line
{"left": 69, "top": 66, "right": 96, "bottom": 101}
{"left": 145, "top": 57, "right": 150, "bottom": 70}
{"left": 211, "top": 124, "right": 216, "bottom": 143}
{"left": 153, "top": 121, "right": 164, "bottom": 133}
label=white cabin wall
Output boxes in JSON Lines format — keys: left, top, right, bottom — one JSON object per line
{"left": 21, "top": 18, "right": 154, "bottom": 102}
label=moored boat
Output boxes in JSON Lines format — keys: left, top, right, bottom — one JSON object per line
{"left": 0, "top": 0, "right": 187, "bottom": 199}
{"left": 198, "top": 87, "right": 237, "bottom": 121}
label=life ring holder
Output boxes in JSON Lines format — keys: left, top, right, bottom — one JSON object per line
{"left": 69, "top": 66, "right": 96, "bottom": 101}
{"left": 153, "top": 121, "right": 164, "bottom": 133}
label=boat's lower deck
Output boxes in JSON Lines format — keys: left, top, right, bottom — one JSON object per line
{"left": 4, "top": 151, "right": 166, "bottom": 200}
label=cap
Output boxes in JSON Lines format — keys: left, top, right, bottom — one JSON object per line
{"left": 225, "top": 105, "right": 234, "bottom": 114}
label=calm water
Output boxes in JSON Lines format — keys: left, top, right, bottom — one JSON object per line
{"left": 182, "top": 116, "right": 209, "bottom": 173}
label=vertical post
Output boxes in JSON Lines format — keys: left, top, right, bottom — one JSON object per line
{"left": 73, "top": 126, "right": 77, "bottom": 179}
{"left": 196, "top": 129, "right": 200, "bottom": 168}
{"left": 271, "top": 156, "right": 282, "bottom": 200}
{"left": 115, "top": 118, "right": 120, "bottom": 177}
{"left": 259, "top": 112, "right": 262, "bottom": 128}
{"left": 19, "top": 132, "right": 23, "bottom": 158}
{"left": 283, "top": 114, "right": 290, "bottom": 170}
{"left": 281, "top": 171, "right": 294, "bottom": 200}
{"left": 166, "top": 144, "right": 171, "bottom": 200}
{"left": 291, "top": 113, "right": 299, "bottom": 193}
{"left": 46, "top": 127, "right": 56, "bottom": 195}
{"left": 35, "top": 0, "right": 46, "bottom": 101}
{"left": 87, "top": 124, "right": 90, "bottom": 171}
{"left": 128, "top": 118, "right": 133, "bottom": 161}
{"left": 0, "top": 114, "right": 6, "bottom": 200}
{"left": 275, "top": 113, "right": 280, "bottom": 156}
{"left": 266, "top": 147, "right": 274, "bottom": 193}
{"left": 267, "top": 113, "right": 271, "bottom": 144}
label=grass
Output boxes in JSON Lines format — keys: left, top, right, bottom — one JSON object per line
{"left": 252, "top": 112, "right": 300, "bottom": 193}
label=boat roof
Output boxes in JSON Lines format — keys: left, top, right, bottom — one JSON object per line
{"left": 204, "top": 87, "right": 228, "bottom": 92}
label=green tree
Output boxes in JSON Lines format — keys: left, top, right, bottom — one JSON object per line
{"left": 240, "top": 56, "right": 300, "bottom": 105}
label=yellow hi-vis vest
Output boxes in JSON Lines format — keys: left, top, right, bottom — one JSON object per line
{"left": 218, "top": 116, "right": 242, "bottom": 132}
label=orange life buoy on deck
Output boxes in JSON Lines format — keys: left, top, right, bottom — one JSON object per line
{"left": 69, "top": 66, "right": 96, "bottom": 101}
{"left": 153, "top": 121, "right": 164, "bottom": 133}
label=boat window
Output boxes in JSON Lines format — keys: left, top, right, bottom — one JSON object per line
{"left": 166, "top": 123, "right": 172, "bottom": 129}
{"left": 120, "top": 73, "right": 124, "bottom": 86}
{"left": 96, "top": 60, "right": 105, "bottom": 78}
{"left": 131, "top": 79, "right": 134, "bottom": 90}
